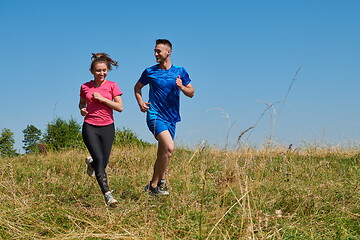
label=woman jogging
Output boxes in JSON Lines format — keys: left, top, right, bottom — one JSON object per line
{"left": 79, "top": 53, "right": 123, "bottom": 205}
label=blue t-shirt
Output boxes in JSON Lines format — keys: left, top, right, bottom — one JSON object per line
{"left": 139, "top": 64, "right": 191, "bottom": 123}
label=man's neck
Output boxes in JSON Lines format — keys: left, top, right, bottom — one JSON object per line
{"left": 159, "top": 59, "right": 172, "bottom": 70}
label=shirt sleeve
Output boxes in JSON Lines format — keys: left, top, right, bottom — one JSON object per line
{"left": 181, "top": 68, "right": 191, "bottom": 86}
{"left": 139, "top": 69, "right": 149, "bottom": 86}
{"left": 80, "top": 84, "right": 86, "bottom": 99}
{"left": 112, "top": 82, "right": 123, "bottom": 98}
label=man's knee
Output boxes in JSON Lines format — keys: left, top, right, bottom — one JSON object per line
{"left": 157, "top": 130, "right": 174, "bottom": 153}
{"left": 159, "top": 142, "right": 174, "bottom": 156}
{"left": 167, "top": 144, "right": 174, "bottom": 156}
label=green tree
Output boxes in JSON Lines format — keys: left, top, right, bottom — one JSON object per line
{"left": 114, "top": 128, "right": 151, "bottom": 147}
{"left": 22, "top": 125, "right": 42, "bottom": 154}
{"left": 44, "top": 117, "right": 83, "bottom": 150}
{"left": 0, "top": 128, "right": 18, "bottom": 157}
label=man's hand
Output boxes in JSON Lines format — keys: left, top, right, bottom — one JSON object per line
{"left": 176, "top": 75, "right": 194, "bottom": 98}
{"left": 139, "top": 102, "right": 150, "bottom": 112}
{"left": 176, "top": 75, "right": 184, "bottom": 90}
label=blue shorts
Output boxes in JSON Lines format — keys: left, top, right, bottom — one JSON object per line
{"left": 146, "top": 117, "right": 176, "bottom": 140}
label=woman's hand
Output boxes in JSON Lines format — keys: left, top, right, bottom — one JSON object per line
{"left": 80, "top": 108, "right": 88, "bottom": 116}
{"left": 92, "top": 92, "right": 105, "bottom": 102}
{"left": 79, "top": 98, "right": 88, "bottom": 116}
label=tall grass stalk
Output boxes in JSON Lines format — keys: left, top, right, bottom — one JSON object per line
{"left": 206, "top": 108, "right": 234, "bottom": 150}
{"left": 238, "top": 66, "right": 303, "bottom": 148}
{"left": 272, "top": 65, "right": 302, "bottom": 138}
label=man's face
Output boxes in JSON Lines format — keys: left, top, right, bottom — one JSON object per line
{"left": 154, "top": 44, "right": 171, "bottom": 63}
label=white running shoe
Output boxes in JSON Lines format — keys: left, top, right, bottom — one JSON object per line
{"left": 104, "top": 191, "right": 118, "bottom": 206}
{"left": 85, "top": 157, "right": 95, "bottom": 177}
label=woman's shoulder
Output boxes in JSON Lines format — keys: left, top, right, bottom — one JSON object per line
{"left": 105, "top": 80, "right": 119, "bottom": 86}
{"left": 81, "top": 81, "right": 93, "bottom": 88}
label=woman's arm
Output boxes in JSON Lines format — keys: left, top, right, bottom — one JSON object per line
{"left": 92, "top": 93, "right": 123, "bottom": 112}
{"left": 79, "top": 97, "right": 88, "bottom": 116}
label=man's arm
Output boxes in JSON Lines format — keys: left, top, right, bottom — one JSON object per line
{"left": 176, "top": 75, "right": 194, "bottom": 98}
{"left": 134, "top": 81, "right": 150, "bottom": 112}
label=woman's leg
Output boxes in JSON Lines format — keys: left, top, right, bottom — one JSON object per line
{"left": 82, "top": 123, "right": 112, "bottom": 194}
{"left": 100, "top": 123, "right": 115, "bottom": 170}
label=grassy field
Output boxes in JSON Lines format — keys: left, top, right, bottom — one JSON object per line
{"left": 0, "top": 144, "right": 359, "bottom": 239}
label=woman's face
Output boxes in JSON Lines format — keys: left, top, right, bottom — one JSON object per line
{"left": 91, "top": 62, "right": 108, "bottom": 81}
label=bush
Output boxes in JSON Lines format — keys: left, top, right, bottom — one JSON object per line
{"left": 114, "top": 128, "right": 151, "bottom": 147}
{"left": 43, "top": 117, "right": 83, "bottom": 151}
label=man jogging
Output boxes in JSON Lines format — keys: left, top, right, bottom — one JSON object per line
{"left": 134, "top": 39, "right": 194, "bottom": 195}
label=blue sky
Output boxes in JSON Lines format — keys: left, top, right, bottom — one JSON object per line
{"left": 1, "top": 0, "right": 359, "bottom": 152}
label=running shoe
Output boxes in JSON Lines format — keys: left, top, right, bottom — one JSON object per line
{"left": 144, "top": 183, "right": 157, "bottom": 196}
{"left": 144, "top": 180, "right": 169, "bottom": 196}
{"left": 104, "top": 191, "right": 118, "bottom": 206}
{"left": 85, "top": 157, "right": 95, "bottom": 177}
{"left": 157, "top": 179, "right": 169, "bottom": 195}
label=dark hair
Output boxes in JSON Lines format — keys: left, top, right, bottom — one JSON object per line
{"left": 156, "top": 39, "right": 172, "bottom": 50}
{"left": 90, "top": 53, "right": 118, "bottom": 71}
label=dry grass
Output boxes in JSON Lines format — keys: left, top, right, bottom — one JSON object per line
{"left": 0, "top": 145, "right": 359, "bottom": 239}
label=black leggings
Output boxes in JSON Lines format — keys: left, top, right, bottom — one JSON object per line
{"left": 82, "top": 122, "right": 115, "bottom": 194}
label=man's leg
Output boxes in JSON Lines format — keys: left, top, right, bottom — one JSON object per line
{"left": 150, "top": 130, "right": 174, "bottom": 188}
